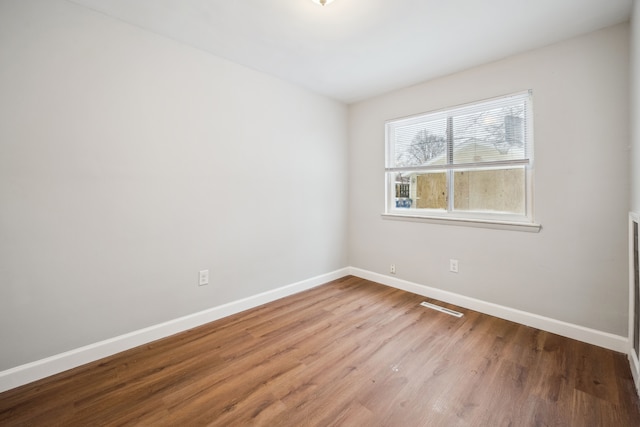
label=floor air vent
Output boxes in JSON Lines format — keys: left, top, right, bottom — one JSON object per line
{"left": 420, "top": 301, "right": 464, "bottom": 318}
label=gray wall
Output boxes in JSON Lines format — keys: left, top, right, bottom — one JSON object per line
{"left": 0, "top": 0, "right": 348, "bottom": 370}
{"left": 348, "top": 24, "right": 630, "bottom": 336}
{"left": 0, "top": 0, "right": 633, "bottom": 374}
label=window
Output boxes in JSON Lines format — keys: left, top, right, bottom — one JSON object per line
{"left": 385, "top": 91, "right": 535, "bottom": 227}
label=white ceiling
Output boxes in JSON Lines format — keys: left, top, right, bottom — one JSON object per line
{"left": 68, "top": 0, "right": 632, "bottom": 103}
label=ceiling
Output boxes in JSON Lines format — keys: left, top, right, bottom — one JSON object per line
{"left": 68, "top": 0, "right": 632, "bottom": 104}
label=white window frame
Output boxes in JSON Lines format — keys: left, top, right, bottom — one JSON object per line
{"left": 383, "top": 91, "right": 540, "bottom": 232}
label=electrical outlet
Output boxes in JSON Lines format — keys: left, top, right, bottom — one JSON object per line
{"left": 390, "top": 264, "right": 396, "bottom": 274}
{"left": 449, "top": 259, "right": 459, "bottom": 273}
{"left": 198, "top": 270, "right": 209, "bottom": 286}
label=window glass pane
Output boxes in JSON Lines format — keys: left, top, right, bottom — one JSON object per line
{"left": 452, "top": 103, "right": 526, "bottom": 164}
{"left": 392, "top": 172, "right": 413, "bottom": 208}
{"left": 415, "top": 172, "right": 447, "bottom": 210}
{"left": 393, "top": 118, "right": 447, "bottom": 167}
{"left": 453, "top": 168, "right": 525, "bottom": 215}
{"left": 391, "top": 171, "right": 448, "bottom": 210}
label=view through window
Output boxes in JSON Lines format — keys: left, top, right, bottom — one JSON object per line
{"left": 385, "top": 91, "right": 533, "bottom": 223}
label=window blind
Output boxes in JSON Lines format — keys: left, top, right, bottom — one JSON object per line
{"left": 387, "top": 91, "right": 532, "bottom": 172}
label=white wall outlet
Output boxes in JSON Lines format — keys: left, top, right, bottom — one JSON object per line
{"left": 390, "top": 264, "right": 396, "bottom": 274}
{"left": 449, "top": 259, "right": 459, "bottom": 273}
{"left": 198, "top": 269, "right": 209, "bottom": 286}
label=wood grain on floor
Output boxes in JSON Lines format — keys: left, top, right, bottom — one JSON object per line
{"left": 1, "top": 276, "right": 639, "bottom": 426}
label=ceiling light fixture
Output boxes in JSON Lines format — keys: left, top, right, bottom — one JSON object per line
{"left": 311, "top": 0, "right": 335, "bottom": 6}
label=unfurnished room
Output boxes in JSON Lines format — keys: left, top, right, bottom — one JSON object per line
{"left": 2, "top": 0, "right": 640, "bottom": 425}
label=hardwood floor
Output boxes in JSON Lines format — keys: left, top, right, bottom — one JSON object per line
{"left": 1, "top": 276, "right": 639, "bottom": 426}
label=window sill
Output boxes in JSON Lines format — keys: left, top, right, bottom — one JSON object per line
{"left": 381, "top": 213, "right": 542, "bottom": 233}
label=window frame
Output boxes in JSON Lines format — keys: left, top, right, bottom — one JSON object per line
{"left": 384, "top": 91, "right": 539, "bottom": 231}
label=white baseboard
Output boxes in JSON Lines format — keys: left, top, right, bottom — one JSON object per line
{"left": 349, "top": 267, "right": 629, "bottom": 353}
{"left": 0, "top": 268, "right": 349, "bottom": 394}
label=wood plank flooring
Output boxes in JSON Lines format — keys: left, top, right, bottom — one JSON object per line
{"left": 1, "top": 276, "right": 640, "bottom": 426}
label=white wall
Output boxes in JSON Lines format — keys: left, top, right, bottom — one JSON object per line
{"left": 0, "top": 0, "right": 348, "bottom": 371}
{"left": 632, "top": 1, "right": 640, "bottom": 213}
{"left": 348, "top": 24, "right": 630, "bottom": 336}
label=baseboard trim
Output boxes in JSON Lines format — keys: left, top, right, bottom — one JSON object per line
{"left": 0, "top": 268, "right": 349, "bottom": 394}
{"left": 349, "top": 267, "right": 629, "bottom": 353}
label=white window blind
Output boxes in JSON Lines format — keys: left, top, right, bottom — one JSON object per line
{"left": 387, "top": 91, "right": 532, "bottom": 171}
